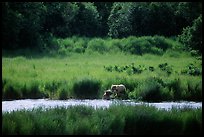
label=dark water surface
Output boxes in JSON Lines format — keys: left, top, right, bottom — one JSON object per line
{"left": 2, "top": 99, "right": 202, "bottom": 113}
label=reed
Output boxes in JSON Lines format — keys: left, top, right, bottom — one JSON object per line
{"left": 2, "top": 105, "right": 202, "bottom": 135}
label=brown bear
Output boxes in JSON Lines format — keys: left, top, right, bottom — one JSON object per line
{"left": 111, "top": 84, "right": 126, "bottom": 97}
{"left": 102, "top": 89, "right": 113, "bottom": 100}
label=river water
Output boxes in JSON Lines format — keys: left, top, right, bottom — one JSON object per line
{"left": 2, "top": 99, "right": 202, "bottom": 113}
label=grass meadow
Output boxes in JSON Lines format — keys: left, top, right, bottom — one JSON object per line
{"left": 2, "top": 36, "right": 202, "bottom": 135}
{"left": 2, "top": 36, "right": 202, "bottom": 101}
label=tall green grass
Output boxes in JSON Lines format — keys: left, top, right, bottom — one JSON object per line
{"left": 2, "top": 105, "right": 202, "bottom": 135}
{"left": 2, "top": 36, "right": 202, "bottom": 101}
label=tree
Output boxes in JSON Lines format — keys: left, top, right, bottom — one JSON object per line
{"left": 70, "top": 2, "right": 102, "bottom": 37}
{"left": 94, "top": 2, "right": 113, "bottom": 37}
{"left": 107, "top": 2, "right": 202, "bottom": 38}
{"left": 178, "top": 15, "right": 202, "bottom": 54}
{"left": 2, "top": 2, "right": 23, "bottom": 49}
{"left": 2, "top": 2, "right": 46, "bottom": 49}
{"left": 43, "top": 2, "right": 79, "bottom": 38}
{"left": 174, "top": 2, "right": 202, "bottom": 35}
{"left": 108, "top": 2, "right": 133, "bottom": 38}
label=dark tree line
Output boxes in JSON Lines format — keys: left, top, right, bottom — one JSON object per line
{"left": 1, "top": 2, "right": 202, "bottom": 53}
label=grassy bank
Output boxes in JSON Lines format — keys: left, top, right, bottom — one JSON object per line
{"left": 2, "top": 36, "right": 202, "bottom": 101}
{"left": 2, "top": 105, "right": 202, "bottom": 135}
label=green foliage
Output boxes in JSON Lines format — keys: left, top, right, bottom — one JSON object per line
{"left": 43, "top": 2, "right": 79, "bottom": 38}
{"left": 2, "top": 2, "right": 202, "bottom": 51}
{"left": 2, "top": 105, "right": 202, "bottom": 135}
{"left": 123, "top": 36, "right": 172, "bottom": 55}
{"left": 108, "top": 3, "right": 132, "bottom": 38}
{"left": 86, "top": 38, "right": 109, "bottom": 54}
{"left": 72, "top": 78, "right": 101, "bottom": 99}
{"left": 178, "top": 15, "right": 202, "bottom": 53}
{"left": 94, "top": 2, "right": 113, "bottom": 37}
{"left": 175, "top": 2, "right": 202, "bottom": 25}
{"left": 182, "top": 111, "right": 202, "bottom": 135}
{"left": 158, "top": 63, "right": 173, "bottom": 76}
{"left": 166, "top": 78, "right": 183, "bottom": 100}
{"left": 104, "top": 63, "right": 147, "bottom": 75}
{"left": 107, "top": 2, "right": 201, "bottom": 38}
{"left": 2, "top": 2, "right": 47, "bottom": 49}
{"left": 46, "top": 35, "right": 178, "bottom": 56}
{"left": 25, "top": 81, "right": 45, "bottom": 99}
{"left": 184, "top": 80, "right": 202, "bottom": 101}
{"left": 70, "top": 2, "right": 102, "bottom": 37}
{"left": 58, "top": 86, "right": 69, "bottom": 100}
{"left": 2, "top": 46, "right": 202, "bottom": 101}
{"left": 181, "top": 63, "right": 202, "bottom": 76}
{"left": 136, "top": 77, "right": 169, "bottom": 102}
{"left": 3, "top": 81, "right": 22, "bottom": 100}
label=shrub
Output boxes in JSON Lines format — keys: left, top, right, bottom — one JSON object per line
{"left": 27, "top": 81, "right": 44, "bottom": 99}
{"left": 73, "top": 38, "right": 87, "bottom": 53}
{"left": 3, "top": 82, "right": 22, "bottom": 100}
{"left": 139, "top": 81, "right": 162, "bottom": 102}
{"left": 44, "top": 80, "right": 61, "bottom": 99}
{"left": 178, "top": 15, "right": 202, "bottom": 54}
{"left": 123, "top": 36, "right": 172, "bottom": 55}
{"left": 151, "top": 35, "right": 171, "bottom": 51}
{"left": 124, "top": 37, "right": 143, "bottom": 55}
{"left": 72, "top": 78, "right": 101, "bottom": 99}
{"left": 181, "top": 63, "right": 202, "bottom": 76}
{"left": 107, "top": 39, "right": 123, "bottom": 52}
{"left": 158, "top": 63, "right": 173, "bottom": 76}
{"left": 58, "top": 82, "right": 71, "bottom": 100}
{"left": 86, "top": 38, "right": 109, "bottom": 54}
{"left": 133, "top": 77, "right": 172, "bottom": 101}
{"left": 59, "top": 88, "right": 68, "bottom": 100}
{"left": 167, "top": 78, "right": 183, "bottom": 100}
{"left": 184, "top": 80, "right": 202, "bottom": 101}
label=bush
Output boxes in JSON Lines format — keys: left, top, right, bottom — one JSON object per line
{"left": 58, "top": 88, "right": 68, "bottom": 100}
{"left": 3, "top": 82, "right": 22, "bottom": 100}
{"left": 151, "top": 36, "right": 171, "bottom": 51}
{"left": 184, "top": 80, "right": 202, "bottom": 101}
{"left": 58, "top": 82, "right": 71, "bottom": 100}
{"left": 73, "top": 40, "right": 86, "bottom": 53}
{"left": 123, "top": 36, "right": 172, "bottom": 55}
{"left": 44, "top": 80, "right": 63, "bottom": 99}
{"left": 86, "top": 38, "right": 109, "bottom": 54}
{"left": 181, "top": 63, "right": 202, "bottom": 76}
{"left": 139, "top": 79, "right": 162, "bottom": 102}
{"left": 107, "top": 39, "right": 123, "bottom": 53}
{"left": 158, "top": 63, "right": 173, "bottom": 76}
{"left": 167, "top": 78, "right": 183, "bottom": 100}
{"left": 72, "top": 78, "right": 101, "bottom": 99}
{"left": 178, "top": 15, "right": 202, "bottom": 54}
{"left": 136, "top": 77, "right": 169, "bottom": 102}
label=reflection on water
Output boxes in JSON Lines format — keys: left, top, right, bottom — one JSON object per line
{"left": 2, "top": 99, "right": 202, "bottom": 113}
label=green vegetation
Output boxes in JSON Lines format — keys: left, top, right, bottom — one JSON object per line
{"left": 2, "top": 36, "right": 202, "bottom": 101}
{"left": 2, "top": 3, "right": 202, "bottom": 101}
{"left": 178, "top": 15, "right": 202, "bottom": 54}
{"left": 2, "top": 2, "right": 202, "bottom": 135}
{"left": 2, "top": 2, "right": 202, "bottom": 53}
{"left": 2, "top": 105, "right": 202, "bottom": 135}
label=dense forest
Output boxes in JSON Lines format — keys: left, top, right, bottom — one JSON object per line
{"left": 1, "top": 2, "right": 202, "bottom": 54}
